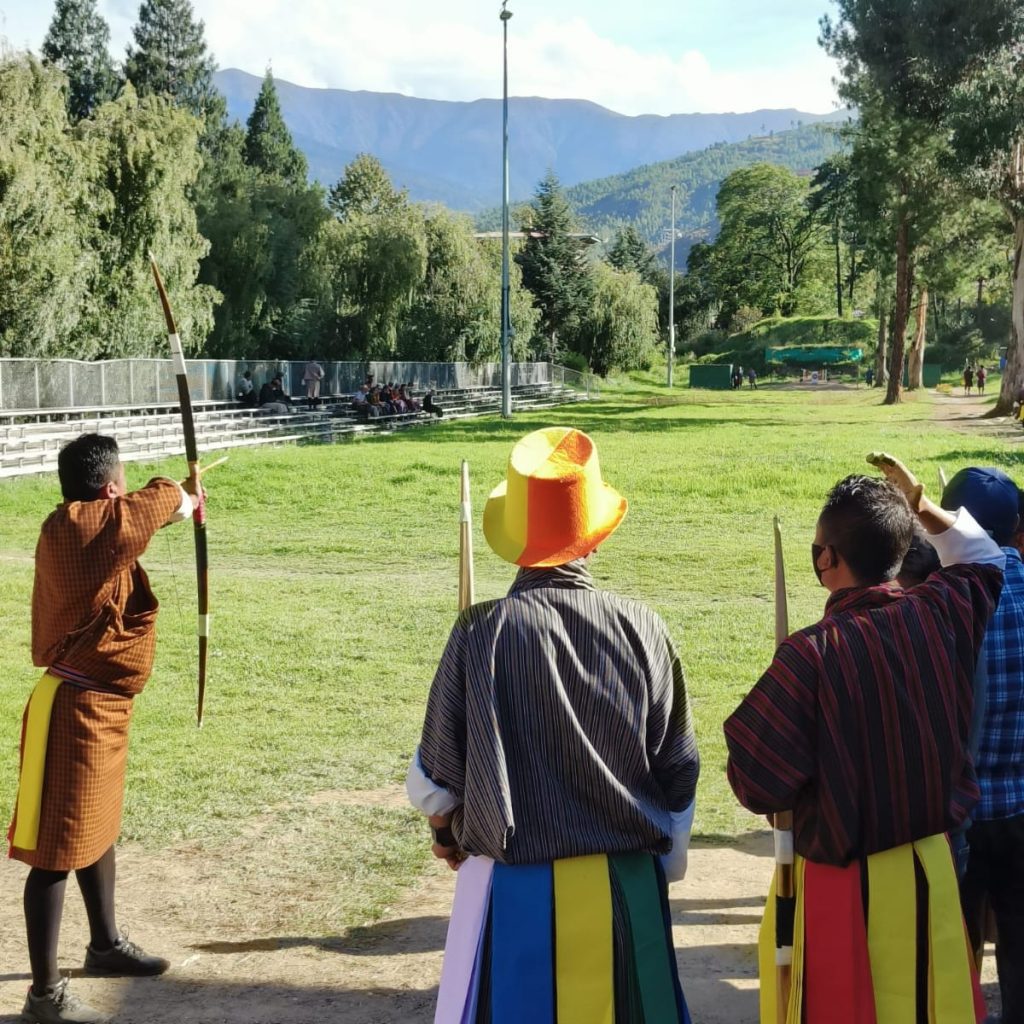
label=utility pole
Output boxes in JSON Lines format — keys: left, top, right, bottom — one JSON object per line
{"left": 500, "top": 2, "right": 513, "bottom": 418}
{"left": 668, "top": 185, "right": 677, "bottom": 388}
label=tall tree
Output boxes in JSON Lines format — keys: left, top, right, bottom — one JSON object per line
{"left": 808, "top": 156, "right": 863, "bottom": 317}
{"left": 314, "top": 158, "right": 426, "bottom": 356}
{"left": 580, "top": 264, "right": 660, "bottom": 376}
{"left": 929, "top": 17, "right": 1024, "bottom": 412}
{"left": 76, "top": 85, "right": 218, "bottom": 356}
{"left": 396, "top": 211, "right": 537, "bottom": 363}
{"left": 124, "top": 0, "right": 223, "bottom": 124}
{"left": 710, "top": 163, "right": 824, "bottom": 322}
{"left": 820, "top": 0, "right": 1023, "bottom": 404}
{"left": 607, "top": 225, "right": 657, "bottom": 283}
{"left": 516, "top": 171, "right": 593, "bottom": 360}
{"left": 41, "top": 0, "right": 117, "bottom": 122}
{"left": 243, "top": 69, "right": 307, "bottom": 186}
{"left": 196, "top": 113, "right": 328, "bottom": 357}
{"left": 328, "top": 153, "right": 406, "bottom": 220}
{"left": 0, "top": 55, "right": 92, "bottom": 356}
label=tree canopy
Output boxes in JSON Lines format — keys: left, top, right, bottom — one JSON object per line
{"left": 41, "top": 0, "right": 116, "bottom": 122}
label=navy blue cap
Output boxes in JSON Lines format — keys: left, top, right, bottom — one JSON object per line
{"left": 941, "top": 467, "right": 1020, "bottom": 544}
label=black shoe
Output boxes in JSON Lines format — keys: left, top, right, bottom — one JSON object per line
{"left": 83, "top": 935, "right": 169, "bottom": 977}
{"left": 21, "top": 978, "right": 109, "bottom": 1023}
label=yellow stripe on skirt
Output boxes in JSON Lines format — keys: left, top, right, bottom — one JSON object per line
{"left": 11, "top": 673, "right": 63, "bottom": 851}
{"left": 758, "top": 837, "right": 981, "bottom": 1024}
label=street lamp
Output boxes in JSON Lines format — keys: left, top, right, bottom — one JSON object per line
{"left": 668, "top": 185, "right": 677, "bottom": 388}
{"left": 500, "top": 2, "right": 513, "bottom": 418}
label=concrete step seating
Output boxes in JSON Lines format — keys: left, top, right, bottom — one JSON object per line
{"left": 0, "top": 382, "right": 588, "bottom": 478}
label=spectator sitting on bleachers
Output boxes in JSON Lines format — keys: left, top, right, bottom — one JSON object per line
{"left": 237, "top": 370, "right": 257, "bottom": 407}
{"left": 351, "top": 385, "right": 369, "bottom": 418}
{"left": 399, "top": 385, "right": 420, "bottom": 412}
{"left": 366, "top": 387, "right": 384, "bottom": 418}
{"left": 258, "top": 376, "right": 293, "bottom": 415}
{"left": 423, "top": 389, "right": 443, "bottom": 418}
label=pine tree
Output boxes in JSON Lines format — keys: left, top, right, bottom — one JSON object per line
{"left": 607, "top": 225, "right": 656, "bottom": 283}
{"left": 328, "top": 153, "right": 407, "bottom": 220}
{"left": 516, "top": 171, "right": 593, "bottom": 359}
{"left": 124, "top": 0, "right": 222, "bottom": 123}
{"left": 42, "top": 0, "right": 117, "bottom": 122}
{"left": 243, "top": 69, "right": 307, "bottom": 185}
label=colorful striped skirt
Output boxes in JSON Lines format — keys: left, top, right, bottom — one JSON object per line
{"left": 758, "top": 834, "right": 985, "bottom": 1024}
{"left": 435, "top": 851, "right": 690, "bottom": 1024}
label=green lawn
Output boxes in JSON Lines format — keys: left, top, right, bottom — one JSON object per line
{"left": 0, "top": 379, "right": 1017, "bottom": 929}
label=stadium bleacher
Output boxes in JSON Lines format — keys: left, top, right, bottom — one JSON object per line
{"left": 0, "top": 381, "right": 590, "bottom": 479}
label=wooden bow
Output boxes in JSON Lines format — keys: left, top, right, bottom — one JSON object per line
{"left": 149, "top": 255, "right": 211, "bottom": 727}
{"left": 773, "top": 516, "right": 796, "bottom": 1020}
{"left": 459, "top": 461, "right": 475, "bottom": 612}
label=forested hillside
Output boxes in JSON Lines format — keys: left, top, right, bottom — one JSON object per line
{"left": 217, "top": 68, "right": 843, "bottom": 210}
{"left": 567, "top": 123, "right": 845, "bottom": 247}
{"left": 476, "top": 122, "right": 845, "bottom": 257}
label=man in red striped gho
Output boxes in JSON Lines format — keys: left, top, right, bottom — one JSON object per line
{"left": 726, "top": 453, "right": 1003, "bottom": 1024}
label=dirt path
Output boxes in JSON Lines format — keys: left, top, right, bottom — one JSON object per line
{"left": 0, "top": 814, "right": 1001, "bottom": 1023}
{"left": 0, "top": 817, "right": 773, "bottom": 1024}
{"left": 931, "top": 388, "right": 1023, "bottom": 445}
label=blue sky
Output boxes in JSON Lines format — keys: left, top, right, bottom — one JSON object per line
{"left": 0, "top": 0, "right": 840, "bottom": 116}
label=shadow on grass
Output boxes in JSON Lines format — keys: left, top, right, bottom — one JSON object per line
{"left": 21, "top": 975, "right": 437, "bottom": 1024}
{"left": 938, "top": 447, "right": 1024, "bottom": 465}
{"left": 190, "top": 912, "right": 451, "bottom": 957}
{"left": 0, "top": 957, "right": 764, "bottom": 1024}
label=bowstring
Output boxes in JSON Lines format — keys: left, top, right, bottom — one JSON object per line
{"left": 160, "top": 522, "right": 198, "bottom": 709}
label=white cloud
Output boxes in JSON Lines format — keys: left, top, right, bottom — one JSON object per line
{"left": 190, "top": 1, "right": 839, "bottom": 116}
{"left": 0, "top": 0, "right": 840, "bottom": 115}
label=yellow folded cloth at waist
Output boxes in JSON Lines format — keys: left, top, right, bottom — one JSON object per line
{"left": 12, "top": 673, "right": 63, "bottom": 851}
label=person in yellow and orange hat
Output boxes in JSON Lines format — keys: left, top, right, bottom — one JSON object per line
{"left": 407, "top": 426, "right": 699, "bottom": 1024}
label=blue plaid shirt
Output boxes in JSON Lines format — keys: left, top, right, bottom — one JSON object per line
{"left": 976, "top": 546, "right": 1024, "bottom": 820}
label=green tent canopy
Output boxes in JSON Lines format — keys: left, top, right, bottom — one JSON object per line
{"left": 765, "top": 346, "right": 864, "bottom": 364}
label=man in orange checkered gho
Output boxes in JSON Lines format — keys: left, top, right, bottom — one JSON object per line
{"left": 7, "top": 434, "right": 200, "bottom": 1024}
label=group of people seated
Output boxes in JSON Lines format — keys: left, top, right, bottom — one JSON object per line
{"left": 234, "top": 370, "right": 445, "bottom": 422}
{"left": 350, "top": 381, "right": 421, "bottom": 419}
{"left": 235, "top": 371, "right": 294, "bottom": 415}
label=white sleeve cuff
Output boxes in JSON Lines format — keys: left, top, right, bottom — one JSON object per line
{"left": 928, "top": 508, "right": 1005, "bottom": 569}
{"left": 165, "top": 483, "right": 194, "bottom": 524}
{"left": 660, "top": 798, "right": 696, "bottom": 883}
{"left": 405, "top": 747, "right": 461, "bottom": 816}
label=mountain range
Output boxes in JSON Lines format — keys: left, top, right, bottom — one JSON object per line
{"left": 215, "top": 68, "right": 845, "bottom": 212}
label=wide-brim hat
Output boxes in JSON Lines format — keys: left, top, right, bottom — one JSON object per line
{"left": 483, "top": 426, "right": 628, "bottom": 568}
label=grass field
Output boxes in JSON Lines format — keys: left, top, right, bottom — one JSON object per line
{"left": 0, "top": 376, "right": 1017, "bottom": 933}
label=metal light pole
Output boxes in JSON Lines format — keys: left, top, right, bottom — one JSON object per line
{"left": 500, "top": 2, "right": 513, "bottom": 418}
{"left": 668, "top": 185, "right": 677, "bottom": 388}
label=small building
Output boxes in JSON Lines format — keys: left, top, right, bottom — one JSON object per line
{"left": 688, "top": 364, "right": 733, "bottom": 390}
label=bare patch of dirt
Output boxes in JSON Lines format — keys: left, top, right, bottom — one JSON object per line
{"left": 932, "top": 389, "right": 1022, "bottom": 445}
{"left": 0, "top": 784, "right": 1000, "bottom": 1021}
{"left": 0, "top": 818, "right": 773, "bottom": 1023}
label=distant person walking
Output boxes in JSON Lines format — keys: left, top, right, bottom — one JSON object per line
{"left": 977, "top": 365, "right": 987, "bottom": 395}
{"left": 302, "top": 358, "right": 325, "bottom": 411}
{"left": 965, "top": 365, "right": 974, "bottom": 396}
{"left": 747, "top": 367, "right": 757, "bottom": 390}
{"left": 865, "top": 367, "right": 875, "bottom": 388}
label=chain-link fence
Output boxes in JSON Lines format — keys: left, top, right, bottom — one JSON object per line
{"left": 0, "top": 359, "right": 597, "bottom": 412}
